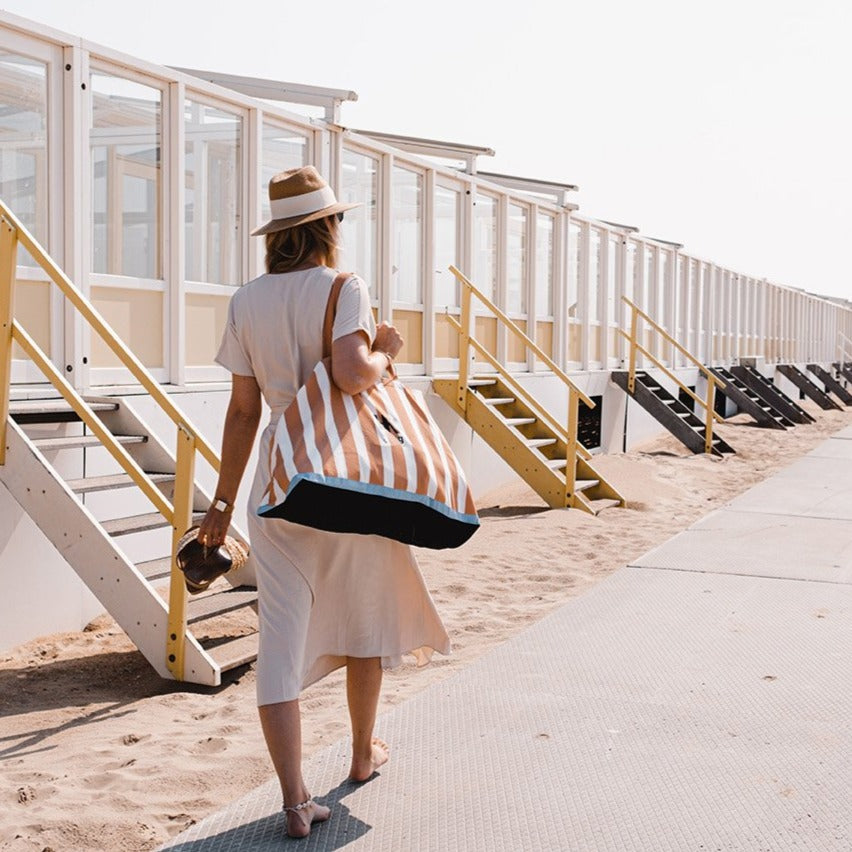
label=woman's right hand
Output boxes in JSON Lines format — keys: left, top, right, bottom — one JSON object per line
{"left": 372, "top": 321, "right": 403, "bottom": 361}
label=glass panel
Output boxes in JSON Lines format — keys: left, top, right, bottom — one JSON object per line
{"left": 0, "top": 52, "right": 48, "bottom": 266}
{"left": 185, "top": 101, "right": 242, "bottom": 285}
{"left": 391, "top": 166, "right": 422, "bottom": 304}
{"left": 261, "top": 123, "right": 308, "bottom": 226}
{"left": 434, "top": 185, "right": 460, "bottom": 307}
{"left": 91, "top": 73, "right": 162, "bottom": 279}
{"left": 607, "top": 235, "right": 618, "bottom": 324}
{"left": 535, "top": 214, "right": 553, "bottom": 318}
{"left": 506, "top": 204, "right": 526, "bottom": 314}
{"left": 339, "top": 148, "right": 378, "bottom": 299}
{"left": 473, "top": 193, "right": 497, "bottom": 302}
{"left": 588, "top": 228, "right": 600, "bottom": 322}
{"left": 567, "top": 223, "right": 580, "bottom": 319}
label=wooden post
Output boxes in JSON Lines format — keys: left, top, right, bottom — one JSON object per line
{"left": 705, "top": 380, "right": 716, "bottom": 454}
{"left": 456, "top": 278, "right": 472, "bottom": 412}
{"left": 564, "top": 390, "right": 579, "bottom": 507}
{"left": 0, "top": 217, "right": 18, "bottom": 465}
{"left": 167, "top": 424, "right": 196, "bottom": 680}
{"left": 627, "top": 301, "right": 638, "bottom": 395}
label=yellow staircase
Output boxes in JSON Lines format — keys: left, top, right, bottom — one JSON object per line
{"left": 433, "top": 267, "right": 624, "bottom": 515}
{"left": 0, "top": 200, "right": 257, "bottom": 685}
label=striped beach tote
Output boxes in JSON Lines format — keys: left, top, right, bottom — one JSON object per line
{"left": 257, "top": 273, "right": 479, "bottom": 549}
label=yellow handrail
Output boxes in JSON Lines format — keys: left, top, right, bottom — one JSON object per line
{"left": 12, "top": 322, "right": 175, "bottom": 521}
{"left": 450, "top": 265, "right": 595, "bottom": 408}
{"left": 620, "top": 296, "right": 725, "bottom": 454}
{"left": 444, "top": 312, "right": 592, "bottom": 461}
{"left": 0, "top": 199, "right": 222, "bottom": 681}
{"left": 0, "top": 202, "right": 220, "bottom": 472}
{"left": 444, "top": 267, "right": 598, "bottom": 508}
{"left": 616, "top": 330, "right": 726, "bottom": 426}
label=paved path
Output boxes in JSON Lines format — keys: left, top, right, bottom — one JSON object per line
{"left": 161, "top": 425, "right": 852, "bottom": 851}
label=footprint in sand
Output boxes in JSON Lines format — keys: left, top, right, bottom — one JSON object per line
{"left": 191, "top": 737, "right": 228, "bottom": 755}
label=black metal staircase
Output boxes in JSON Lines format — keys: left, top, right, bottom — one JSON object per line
{"left": 709, "top": 367, "right": 789, "bottom": 429}
{"left": 807, "top": 364, "right": 852, "bottom": 406}
{"left": 611, "top": 370, "right": 735, "bottom": 457}
{"left": 776, "top": 364, "right": 843, "bottom": 411}
{"left": 729, "top": 364, "right": 816, "bottom": 425}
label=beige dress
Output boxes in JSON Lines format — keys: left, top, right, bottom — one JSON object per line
{"left": 215, "top": 266, "right": 451, "bottom": 706}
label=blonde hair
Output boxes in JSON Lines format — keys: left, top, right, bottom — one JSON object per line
{"left": 265, "top": 215, "right": 339, "bottom": 273}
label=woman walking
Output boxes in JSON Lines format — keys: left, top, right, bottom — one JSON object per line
{"left": 196, "top": 166, "right": 450, "bottom": 839}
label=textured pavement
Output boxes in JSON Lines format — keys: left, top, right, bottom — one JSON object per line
{"left": 161, "top": 429, "right": 852, "bottom": 851}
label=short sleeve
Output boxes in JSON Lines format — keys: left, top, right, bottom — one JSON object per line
{"left": 215, "top": 295, "right": 255, "bottom": 376}
{"left": 332, "top": 275, "right": 376, "bottom": 345}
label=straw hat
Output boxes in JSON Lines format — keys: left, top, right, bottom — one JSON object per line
{"left": 251, "top": 165, "right": 360, "bottom": 236}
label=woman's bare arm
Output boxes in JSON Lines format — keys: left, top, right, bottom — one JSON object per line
{"left": 331, "top": 322, "right": 403, "bottom": 395}
{"left": 196, "top": 373, "right": 262, "bottom": 544}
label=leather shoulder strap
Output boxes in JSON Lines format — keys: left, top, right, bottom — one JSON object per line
{"left": 322, "top": 272, "right": 352, "bottom": 359}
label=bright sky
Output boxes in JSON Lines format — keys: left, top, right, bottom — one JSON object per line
{"left": 6, "top": 0, "right": 852, "bottom": 301}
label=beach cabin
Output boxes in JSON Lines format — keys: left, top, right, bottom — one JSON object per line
{"left": 1, "top": 10, "right": 850, "bottom": 682}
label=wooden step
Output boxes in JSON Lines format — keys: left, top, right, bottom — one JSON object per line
{"left": 102, "top": 510, "right": 204, "bottom": 537}
{"left": 505, "top": 417, "right": 537, "bottom": 427}
{"left": 587, "top": 498, "right": 621, "bottom": 514}
{"left": 67, "top": 472, "right": 175, "bottom": 494}
{"left": 527, "top": 437, "right": 557, "bottom": 448}
{"left": 136, "top": 556, "right": 172, "bottom": 582}
{"left": 10, "top": 400, "right": 119, "bottom": 424}
{"left": 187, "top": 587, "right": 258, "bottom": 624}
{"left": 32, "top": 434, "right": 147, "bottom": 452}
{"left": 468, "top": 379, "right": 497, "bottom": 387}
{"left": 484, "top": 397, "right": 515, "bottom": 406}
{"left": 546, "top": 458, "right": 568, "bottom": 471}
{"left": 204, "top": 633, "right": 259, "bottom": 673}
{"left": 575, "top": 478, "right": 600, "bottom": 493}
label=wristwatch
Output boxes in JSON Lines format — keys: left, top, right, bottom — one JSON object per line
{"left": 211, "top": 497, "right": 234, "bottom": 514}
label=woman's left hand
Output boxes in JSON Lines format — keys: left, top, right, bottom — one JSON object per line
{"left": 195, "top": 507, "right": 232, "bottom": 548}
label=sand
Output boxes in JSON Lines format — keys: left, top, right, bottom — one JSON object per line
{"left": 2, "top": 403, "right": 851, "bottom": 852}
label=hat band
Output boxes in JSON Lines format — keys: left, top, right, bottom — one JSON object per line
{"left": 269, "top": 185, "right": 337, "bottom": 220}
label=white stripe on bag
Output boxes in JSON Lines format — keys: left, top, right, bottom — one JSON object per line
{"left": 393, "top": 385, "right": 440, "bottom": 499}
{"left": 297, "top": 374, "right": 324, "bottom": 474}
{"left": 275, "top": 414, "right": 299, "bottom": 484}
{"left": 363, "top": 393, "right": 395, "bottom": 488}
{"left": 424, "top": 401, "right": 456, "bottom": 508}
{"left": 317, "top": 364, "right": 348, "bottom": 478}
{"left": 375, "top": 383, "right": 418, "bottom": 493}
{"left": 342, "top": 392, "right": 372, "bottom": 483}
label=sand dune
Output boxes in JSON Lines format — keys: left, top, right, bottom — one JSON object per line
{"left": 2, "top": 403, "right": 851, "bottom": 852}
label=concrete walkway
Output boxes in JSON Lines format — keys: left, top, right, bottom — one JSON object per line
{"left": 161, "top": 426, "right": 852, "bottom": 851}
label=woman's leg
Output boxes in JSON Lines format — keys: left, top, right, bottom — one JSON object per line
{"left": 258, "top": 700, "right": 330, "bottom": 837}
{"left": 346, "top": 656, "right": 390, "bottom": 781}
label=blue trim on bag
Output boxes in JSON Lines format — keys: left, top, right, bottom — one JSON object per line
{"left": 257, "top": 472, "right": 480, "bottom": 526}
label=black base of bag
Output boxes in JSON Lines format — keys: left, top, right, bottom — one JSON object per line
{"left": 261, "top": 479, "right": 478, "bottom": 549}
